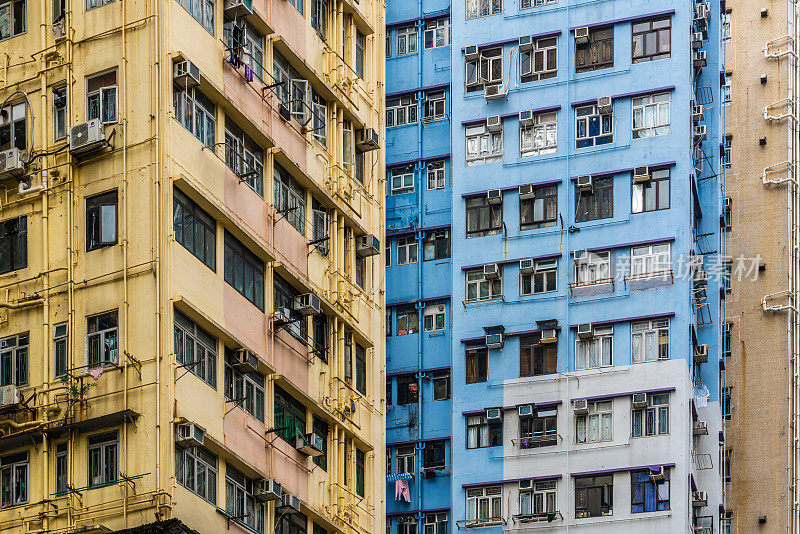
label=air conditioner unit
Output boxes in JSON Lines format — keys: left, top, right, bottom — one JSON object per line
{"left": 577, "top": 323, "right": 593, "bottom": 339}
{"left": 696, "top": 2, "right": 711, "bottom": 20}
{"left": 695, "top": 344, "right": 709, "bottom": 364}
{"left": 282, "top": 492, "right": 302, "bottom": 512}
{"left": 518, "top": 184, "right": 535, "bottom": 199}
{"left": 693, "top": 50, "right": 707, "bottom": 69}
{"left": 465, "top": 45, "right": 479, "bottom": 60}
{"left": 233, "top": 349, "right": 259, "bottom": 373}
{"left": 255, "top": 479, "right": 283, "bottom": 502}
{"left": 484, "top": 84, "right": 508, "bottom": 101}
{"left": 694, "top": 269, "right": 709, "bottom": 287}
{"left": 175, "top": 423, "right": 205, "bottom": 448}
{"left": 294, "top": 293, "right": 322, "bottom": 316}
{"left": 273, "top": 307, "right": 294, "bottom": 326}
{"left": 487, "top": 189, "right": 502, "bottom": 205}
{"left": 69, "top": 119, "right": 106, "bottom": 157}
{"left": 692, "top": 32, "right": 704, "bottom": 49}
{"left": 356, "top": 234, "right": 380, "bottom": 257}
{"left": 632, "top": 166, "right": 650, "bottom": 183}
{"left": 483, "top": 263, "right": 500, "bottom": 279}
{"left": 356, "top": 128, "right": 380, "bottom": 152}
{"left": 486, "top": 115, "right": 502, "bottom": 132}
{"left": 573, "top": 249, "right": 588, "bottom": 261}
{"left": 295, "top": 432, "right": 325, "bottom": 457}
{"left": 519, "top": 109, "right": 534, "bottom": 126}
{"left": 486, "top": 332, "right": 504, "bottom": 349}
{"left": 694, "top": 124, "right": 707, "bottom": 141}
{"left": 573, "top": 399, "right": 589, "bottom": 414}
{"left": 649, "top": 466, "right": 666, "bottom": 482}
{"left": 693, "top": 420, "right": 709, "bottom": 436}
{"left": 576, "top": 174, "right": 593, "bottom": 191}
{"left": 519, "top": 259, "right": 535, "bottom": 274}
{"left": 223, "top": 0, "right": 253, "bottom": 17}
{"left": 540, "top": 329, "right": 557, "bottom": 343}
{"left": 0, "top": 384, "right": 20, "bottom": 408}
{"left": 519, "top": 35, "right": 533, "bottom": 51}
{"left": 575, "top": 27, "right": 590, "bottom": 44}
{"left": 692, "top": 490, "right": 708, "bottom": 507}
{"left": 519, "top": 479, "right": 533, "bottom": 489}
{"left": 724, "top": 197, "right": 733, "bottom": 211}
{"left": 597, "top": 96, "right": 613, "bottom": 114}
{"left": 0, "top": 148, "right": 24, "bottom": 180}
{"left": 692, "top": 104, "right": 704, "bottom": 123}
{"left": 486, "top": 408, "right": 502, "bottom": 421}
{"left": 690, "top": 254, "right": 705, "bottom": 271}
{"left": 518, "top": 404, "right": 534, "bottom": 417}
{"left": 173, "top": 60, "right": 200, "bottom": 88}
{"left": 632, "top": 392, "right": 648, "bottom": 408}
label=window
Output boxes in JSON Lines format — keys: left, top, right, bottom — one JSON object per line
{"left": 312, "top": 314, "right": 328, "bottom": 362}
{"left": 632, "top": 93, "right": 670, "bottom": 139}
{"left": 631, "top": 469, "right": 670, "bottom": 512}
{"left": 397, "top": 25, "right": 418, "bottom": 55}
{"left": 224, "top": 349, "right": 264, "bottom": 421}
{"left": 423, "top": 91, "right": 447, "bottom": 121}
{"left": 722, "top": 386, "right": 732, "bottom": 420}
{"left": 355, "top": 448, "right": 365, "bottom": 497}
{"left": 631, "top": 319, "right": 670, "bottom": 362}
{"left": 574, "top": 475, "right": 613, "bottom": 518}
{"left": 466, "top": 0, "right": 502, "bottom": 19}
{"left": 722, "top": 322, "right": 732, "bottom": 358}
{"left": 423, "top": 304, "right": 446, "bottom": 332}
{"left": 722, "top": 12, "right": 731, "bottom": 41}
{"left": 311, "top": 0, "right": 328, "bottom": 38}
{"left": 173, "top": 85, "right": 215, "bottom": 146}
{"left": 722, "top": 135, "right": 732, "bottom": 168}
{"left": 284, "top": 0, "right": 302, "bottom": 13}
{"left": 520, "top": 37, "right": 557, "bottom": 82}
{"left": 424, "top": 18, "right": 449, "bottom": 49}
{"left": 575, "top": 27, "right": 613, "bottom": 72}
{"left": 276, "top": 511, "right": 307, "bottom": 534}
{"left": 312, "top": 417, "right": 328, "bottom": 470}
{"left": 176, "top": 445, "right": 217, "bottom": 503}
{"left": 273, "top": 274, "right": 307, "bottom": 341}
{"left": 465, "top": 268, "right": 502, "bottom": 302}
{"left": 574, "top": 250, "right": 611, "bottom": 285}
{"left": 521, "top": 0, "right": 555, "bottom": 8}
{"left": 386, "top": 36, "right": 391, "bottom": 58}
{"left": 311, "top": 199, "right": 329, "bottom": 256}
{"left": 721, "top": 513, "right": 732, "bottom": 534}
{"left": 386, "top": 96, "right": 417, "bottom": 127}
{"left": 224, "top": 232, "right": 264, "bottom": 310}
{"left": 386, "top": 377, "right": 392, "bottom": 405}
{"left": 575, "top": 104, "right": 613, "bottom": 148}
{"left": 55, "top": 443, "right": 68, "bottom": 495}
{"left": 397, "top": 374, "right": 419, "bottom": 405}
{"left": 311, "top": 90, "right": 327, "bottom": 145}
{"left": 397, "top": 515, "right": 417, "bottom": 534}
{"left": 631, "top": 18, "right": 671, "bottom": 63}
{"left": 423, "top": 230, "right": 450, "bottom": 260}
{"left": 465, "top": 48, "right": 502, "bottom": 92}
{"left": 466, "top": 486, "right": 502, "bottom": 524}
{"left": 0, "top": 0, "right": 25, "bottom": 40}
{"left": 520, "top": 111, "right": 557, "bottom": 156}
{"left": 466, "top": 348, "right": 488, "bottom": 383}
{"left": 632, "top": 168, "right": 670, "bottom": 213}
{"left": 520, "top": 185, "right": 557, "bottom": 230}
{"left": 87, "top": 311, "right": 118, "bottom": 369}
{"left": 396, "top": 445, "right": 415, "bottom": 473}
{"left": 87, "top": 431, "right": 118, "bottom": 488}
{"left": 520, "top": 259, "right": 558, "bottom": 296}
{"left": 355, "top": 31, "right": 365, "bottom": 79}
{"left": 226, "top": 465, "right": 265, "bottom": 533}
{"left": 225, "top": 120, "right": 264, "bottom": 196}
{"left": 631, "top": 393, "right": 669, "bottom": 436}
{"left": 519, "top": 480, "right": 557, "bottom": 517}
{"left": 86, "top": 191, "right": 118, "bottom": 251}
{"left": 174, "top": 311, "right": 217, "bottom": 387}
{"left": 432, "top": 371, "right": 450, "bottom": 400}
{"left": 424, "top": 512, "right": 448, "bottom": 534}
{"left": 0, "top": 333, "right": 27, "bottom": 387}
{"left": 391, "top": 165, "right": 415, "bottom": 195}
{"left": 274, "top": 386, "right": 306, "bottom": 443}
{"left": 423, "top": 441, "right": 446, "bottom": 470}
{"left": 520, "top": 333, "right": 557, "bottom": 376}
{"left": 466, "top": 196, "right": 502, "bottom": 237}
{"left": 575, "top": 176, "right": 613, "bottom": 222}
{"left": 576, "top": 401, "right": 612, "bottom": 443}
{"left": 175, "top": 0, "right": 212, "bottom": 32}
{"left": 397, "top": 236, "right": 418, "bottom": 265}
{"left": 630, "top": 243, "right": 670, "bottom": 279}
{"left": 575, "top": 325, "right": 613, "bottom": 370}
{"left": 224, "top": 21, "right": 264, "bottom": 80}
{"left": 87, "top": 71, "right": 118, "bottom": 124}
{"left": 696, "top": 516, "right": 714, "bottom": 534}
{"left": 427, "top": 160, "right": 446, "bottom": 190}
{"left": 0, "top": 452, "right": 27, "bottom": 506}
{"left": 0, "top": 216, "right": 27, "bottom": 274}
{"left": 173, "top": 188, "right": 216, "bottom": 270}
{"left": 520, "top": 407, "right": 557, "bottom": 447}
{"left": 54, "top": 323, "right": 68, "bottom": 378}
{"left": 355, "top": 343, "right": 367, "bottom": 395}
{"left": 0, "top": 100, "right": 27, "bottom": 151}
{"left": 722, "top": 73, "right": 732, "bottom": 104}
{"left": 54, "top": 86, "right": 67, "bottom": 140}
{"left": 274, "top": 164, "right": 306, "bottom": 235}
{"left": 723, "top": 449, "right": 732, "bottom": 483}
{"left": 396, "top": 306, "right": 418, "bottom": 335}
{"left": 273, "top": 52, "right": 310, "bottom": 123}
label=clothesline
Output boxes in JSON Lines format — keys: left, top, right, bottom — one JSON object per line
{"left": 387, "top": 473, "right": 414, "bottom": 482}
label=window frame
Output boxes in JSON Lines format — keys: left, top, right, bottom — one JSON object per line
{"left": 520, "top": 37, "right": 557, "bottom": 83}
{"left": 631, "top": 393, "right": 670, "bottom": 437}
{"left": 631, "top": 93, "right": 671, "bottom": 139}
{"left": 574, "top": 474, "right": 613, "bottom": 518}
{"left": 465, "top": 348, "right": 488, "bottom": 384}
{"left": 174, "top": 310, "right": 217, "bottom": 388}
{"left": 574, "top": 250, "right": 611, "bottom": 285}
{"left": 631, "top": 18, "right": 671, "bottom": 63}
{"left": 86, "top": 70, "right": 118, "bottom": 124}
{"left": 632, "top": 168, "right": 670, "bottom": 213}
{"left": 0, "top": 0, "right": 26, "bottom": 40}
{"left": 396, "top": 25, "right": 418, "bottom": 55}
{"left": 575, "top": 325, "right": 613, "bottom": 370}
{"left": 174, "top": 0, "right": 213, "bottom": 33}
{"left": 397, "top": 236, "right": 418, "bottom": 265}
{"left": 519, "top": 185, "right": 557, "bottom": 230}
{"left": 631, "top": 319, "right": 670, "bottom": 363}
{"left": 224, "top": 232, "right": 265, "bottom": 310}
{"left": 173, "top": 85, "right": 215, "bottom": 146}
{"left": 86, "top": 190, "right": 118, "bottom": 251}
{"left": 575, "top": 27, "right": 614, "bottom": 73}
{"left": 423, "top": 230, "right": 450, "bottom": 260}
{"left": 54, "top": 322, "right": 68, "bottom": 378}
{"left": 575, "top": 104, "right": 613, "bottom": 149}
{"left": 575, "top": 400, "right": 613, "bottom": 443}
{"left": 273, "top": 164, "right": 306, "bottom": 235}
{"left": 424, "top": 18, "right": 449, "bottom": 49}
{"left": 423, "top": 91, "right": 447, "bottom": 121}
{"left": 519, "top": 333, "right": 557, "bottom": 376}
{"left": 173, "top": 187, "right": 216, "bottom": 270}
{"left": 520, "top": 111, "right": 557, "bottom": 156}
{"left": 465, "top": 486, "right": 502, "bottom": 524}
{"left": 390, "top": 165, "right": 415, "bottom": 195}
{"left": 422, "top": 304, "right": 446, "bottom": 332}
{"left": 396, "top": 306, "right": 418, "bottom": 335}
{"left": 426, "top": 160, "right": 446, "bottom": 190}
{"left": 465, "top": 268, "right": 502, "bottom": 302}
{"left": 466, "top": 0, "right": 502, "bottom": 20}
{"left": 630, "top": 469, "right": 670, "bottom": 513}
{"left": 386, "top": 96, "right": 417, "bottom": 128}
{"left": 0, "top": 451, "right": 28, "bottom": 506}
{"left": 519, "top": 480, "right": 557, "bottom": 517}
{"left": 86, "top": 311, "right": 118, "bottom": 369}
{"left": 629, "top": 243, "right": 671, "bottom": 278}
{"left": 0, "top": 215, "right": 27, "bottom": 275}
{"left": 519, "top": 407, "right": 557, "bottom": 447}
{"left": 176, "top": 445, "right": 217, "bottom": 503}
{"left": 466, "top": 122, "right": 503, "bottom": 165}
{"left": 466, "top": 196, "right": 502, "bottom": 237}
{"left": 87, "top": 431, "right": 118, "bottom": 489}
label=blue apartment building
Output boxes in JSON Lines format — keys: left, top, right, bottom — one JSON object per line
{"left": 385, "top": 0, "right": 726, "bottom": 531}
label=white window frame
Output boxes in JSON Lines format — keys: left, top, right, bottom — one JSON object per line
{"left": 519, "top": 480, "right": 557, "bottom": 517}
{"left": 721, "top": 12, "right": 731, "bottom": 41}
{"left": 630, "top": 243, "right": 671, "bottom": 277}
{"left": 398, "top": 515, "right": 418, "bottom": 534}
{"left": 466, "top": 269, "right": 502, "bottom": 302}
{"left": 87, "top": 431, "right": 118, "bottom": 488}
{"left": 631, "top": 393, "right": 670, "bottom": 437}
{"left": 520, "top": 259, "right": 558, "bottom": 295}
{"left": 396, "top": 445, "right": 415, "bottom": 474}
{"left": 722, "top": 73, "right": 732, "bottom": 105}
{"left": 87, "top": 70, "right": 118, "bottom": 124}
{"left": 396, "top": 25, "right": 418, "bottom": 55}
{"left": 575, "top": 104, "right": 613, "bottom": 148}
{"left": 520, "top": 37, "right": 558, "bottom": 81}
{"left": 466, "top": 0, "right": 502, "bottom": 19}
{"left": 575, "top": 325, "right": 613, "bottom": 370}
{"left": 466, "top": 486, "right": 502, "bottom": 523}
{"left": 423, "top": 304, "right": 446, "bottom": 332}
{"left": 574, "top": 251, "right": 611, "bottom": 285}
{"left": 423, "top": 91, "right": 447, "bottom": 121}
{"left": 466, "top": 123, "right": 503, "bottom": 166}
{"left": 386, "top": 96, "right": 418, "bottom": 128}
{"left": 520, "top": 0, "right": 556, "bottom": 8}
{"left": 391, "top": 165, "right": 415, "bottom": 195}
{"left": 631, "top": 319, "right": 670, "bottom": 363}
{"left": 427, "top": 160, "right": 445, "bottom": 190}
{"left": 520, "top": 111, "right": 557, "bottom": 156}
{"left": 424, "top": 512, "right": 448, "bottom": 534}
{"left": 722, "top": 135, "right": 732, "bottom": 168}
{"left": 424, "top": 18, "right": 450, "bottom": 49}
{"left": 86, "top": 311, "right": 118, "bottom": 369}
{"left": 397, "top": 236, "right": 418, "bottom": 265}
{"left": 575, "top": 400, "right": 613, "bottom": 443}
{"left": 631, "top": 93, "right": 670, "bottom": 139}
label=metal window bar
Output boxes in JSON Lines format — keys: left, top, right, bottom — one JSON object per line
{"left": 762, "top": 161, "right": 797, "bottom": 185}
{"left": 764, "top": 98, "right": 797, "bottom": 122}
{"left": 764, "top": 35, "right": 797, "bottom": 59}
{"left": 761, "top": 290, "right": 798, "bottom": 312}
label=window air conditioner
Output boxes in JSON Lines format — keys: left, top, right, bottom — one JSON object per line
{"left": 175, "top": 423, "right": 205, "bottom": 448}
{"left": 0, "top": 384, "right": 21, "bottom": 409}
{"left": 487, "top": 189, "right": 502, "bottom": 205}
{"left": 518, "top": 35, "right": 533, "bottom": 51}
{"left": 518, "top": 404, "right": 534, "bottom": 417}
{"left": 223, "top": 0, "right": 253, "bottom": 17}
{"left": 232, "top": 349, "right": 259, "bottom": 373}
{"left": 484, "top": 84, "right": 508, "bottom": 101}
{"left": 597, "top": 96, "right": 613, "bottom": 114}
{"left": 694, "top": 269, "right": 709, "bottom": 287}
{"left": 486, "top": 408, "right": 502, "bottom": 421}
{"left": 486, "top": 115, "right": 502, "bottom": 132}
{"left": 632, "top": 166, "right": 650, "bottom": 183}
{"left": 692, "top": 32, "right": 704, "bottom": 49}
{"left": 486, "top": 332, "right": 504, "bottom": 349}
{"left": 696, "top": 2, "right": 711, "bottom": 20}
{"left": 0, "top": 148, "right": 24, "bottom": 180}
{"left": 173, "top": 60, "right": 200, "bottom": 89}
{"left": 519, "top": 259, "right": 535, "bottom": 274}
{"left": 483, "top": 263, "right": 500, "bottom": 279}
{"left": 694, "top": 344, "right": 709, "bottom": 364}
{"left": 519, "top": 110, "right": 534, "bottom": 126}
{"left": 294, "top": 293, "right": 322, "bottom": 316}
{"left": 575, "top": 27, "right": 590, "bottom": 44}
{"left": 519, "top": 184, "right": 535, "bottom": 199}
{"left": 465, "top": 45, "right": 479, "bottom": 60}
{"left": 255, "top": 479, "right": 283, "bottom": 502}
{"left": 573, "top": 399, "right": 589, "bottom": 414}
{"left": 576, "top": 175, "right": 593, "bottom": 191}
{"left": 649, "top": 466, "right": 666, "bottom": 482}
{"left": 357, "top": 234, "right": 380, "bottom": 257}
{"left": 519, "top": 479, "right": 533, "bottom": 489}
{"left": 356, "top": 128, "right": 380, "bottom": 152}
{"left": 273, "top": 307, "right": 294, "bottom": 326}
{"left": 69, "top": 119, "right": 106, "bottom": 157}
{"left": 632, "top": 392, "right": 648, "bottom": 408}
{"left": 693, "top": 50, "right": 707, "bottom": 69}
{"left": 295, "top": 432, "right": 325, "bottom": 457}
{"left": 577, "top": 323, "right": 593, "bottom": 339}
{"left": 540, "top": 329, "right": 557, "bottom": 343}
{"left": 282, "top": 492, "right": 302, "bottom": 512}
{"left": 573, "top": 249, "right": 588, "bottom": 261}
{"left": 692, "top": 491, "right": 708, "bottom": 507}
{"left": 692, "top": 104, "right": 704, "bottom": 123}
{"left": 694, "top": 124, "right": 707, "bottom": 141}
{"left": 693, "top": 420, "right": 709, "bottom": 436}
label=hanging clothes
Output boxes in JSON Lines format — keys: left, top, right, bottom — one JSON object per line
{"left": 244, "top": 65, "right": 254, "bottom": 82}
{"left": 394, "top": 479, "right": 411, "bottom": 502}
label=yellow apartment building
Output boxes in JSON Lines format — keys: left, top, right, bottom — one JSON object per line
{"left": 0, "top": 0, "right": 385, "bottom": 533}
